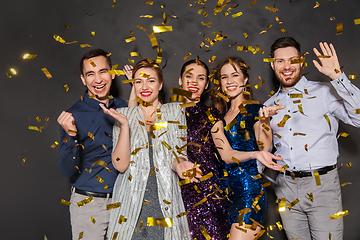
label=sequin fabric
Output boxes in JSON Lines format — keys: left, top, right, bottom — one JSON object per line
{"left": 181, "top": 102, "right": 230, "bottom": 240}
{"left": 223, "top": 104, "right": 268, "bottom": 225}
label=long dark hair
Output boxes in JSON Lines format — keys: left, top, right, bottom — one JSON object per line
{"left": 132, "top": 59, "right": 165, "bottom": 103}
{"left": 210, "top": 56, "right": 251, "bottom": 113}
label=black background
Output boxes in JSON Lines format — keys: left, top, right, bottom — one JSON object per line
{"left": 1, "top": 0, "right": 360, "bottom": 239}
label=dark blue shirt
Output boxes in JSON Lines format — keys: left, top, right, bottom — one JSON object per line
{"left": 58, "top": 92, "right": 127, "bottom": 193}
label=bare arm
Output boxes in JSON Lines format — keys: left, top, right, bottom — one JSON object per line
{"left": 100, "top": 104, "right": 130, "bottom": 172}
{"left": 124, "top": 64, "right": 138, "bottom": 107}
{"left": 211, "top": 120, "right": 283, "bottom": 171}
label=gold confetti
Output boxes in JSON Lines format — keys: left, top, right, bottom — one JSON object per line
{"left": 109, "top": 70, "right": 125, "bottom": 76}
{"left": 77, "top": 196, "right": 93, "bottom": 207}
{"left": 287, "top": 198, "right": 299, "bottom": 210}
{"left": 61, "top": 199, "right": 71, "bottom": 206}
{"left": 280, "top": 27, "right": 287, "bottom": 33}
{"left": 111, "top": 233, "right": 118, "bottom": 240}
{"left": 63, "top": 25, "right": 70, "bottom": 28}
{"left": 314, "top": 171, "right": 321, "bottom": 186}
{"left": 23, "top": 53, "right": 37, "bottom": 59}
{"left": 178, "top": 178, "right": 191, "bottom": 186}
{"left": 255, "top": 79, "right": 265, "bottom": 89}
{"left": 324, "top": 114, "right": 331, "bottom": 130}
{"left": 91, "top": 31, "right": 95, "bottom": 36}
{"left": 349, "top": 75, "right": 358, "bottom": 79}
{"left": 88, "top": 132, "right": 95, "bottom": 140}
{"left": 148, "top": 33, "right": 158, "bottom": 49}
{"left": 53, "top": 34, "right": 66, "bottom": 44}
{"left": 201, "top": 21, "right": 212, "bottom": 28}
{"left": 161, "top": 140, "right": 172, "bottom": 150}
{"left": 336, "top": 23, "right": 343, "bottom": 35}
{"left": 106, "top": 202, "right": 121, "bottom": 210}
{"left": 263, "top": 58, "right": 275, "bottom": 62}
{"left": 144, "top": 1, "right": 153, "bottom": 5}
{"left": 293, "top": 133, "right": 306, "bottom": 136}
{"left": 41, "top": 68, "right": 52, "bottom": 79}
{"left": 341, "top": 182, "right": 352, "bottom": 187}
{"left": 88, "top": 60, "right": 96, "bottom": 67}
{"left": 275, "top": 16, "right": 283, "bottom": 24}
{"left": 111, "top": 0, "right": 116, "bottom": 7}
{"left": 248, "top": 0, "right": 257, "bottom": 7}
{"left": 96, "top": 175, "right": 104, "bottom": 183}
{"left": 6, "top": 68, "right": 17, "bottom": 78}
{"left": 262, "top": 124, "right": 270, "bottom": 132}
{"left": 251, "top": 174, "right": 262, "bottom": 179}
{"left": 176, "top": 211, "right": 188, "bottom": 218}
{"left": 305, "top": 144, "right": 308, "bottom": 151}
{"left": 153, "top": 26, "right": 173, "bottom": 33}
{"left": 265, "top": 6, "right": 279, "bottom": 12}
{"left": 64, "top": 84, "right": 69, "bottom": 92}
{"left": 118, "top": 215, "right": 127, "bottom": 224}
{"left": 143, "top": 199, "right": 151, "bottom": 205}
{"left": 305, "top": 193, "right": 314, "bottom": 202}
{"left": 147, "top": 217, "right": 173, "bottom": 227}
{"left": 329, "top": 210, "right": 349, "bottom": 219}
{"left": 277, "top": 115, "right": 291, "bottom": 127}
{"left": 128, "top": 173, "right": 132, "bottom": 181}
{"left": 140, "top": 15, "right": 153, "bottom": 18}
{"left": 200, "top": 226, "right": 212, "bottom": 240}
{"left": 232, "top": 12, "right": 243, "bottom": 18}
{"left": 193, "top": 197, "right": 208, "bottom": 208}
{"left": 345, "top": 162, "right": 352, "bottom": 167}
{"left": 224, "top": 118, "right": 238, "bottom": 131}
{"left": 51, "top": 141, "right": 59, "bottom": 148}
{"left": 280, "top": 164, "right": 289, "bottom": 173}
{"left": 170, "top": 87, "right": 193, "bottom": 98}
{"left": 355, "top": 109, "right": 360, "bottom": 114}
{"left": 274, "top": 133, "right": 281, "bottom": 139}
{"left": 140, "top": 221, "right": 144, "bottom": 229}
{"left": 260, "top": 25, "right": 272, "bottom": 34}
{"left": 243, "top": 33, "right": 248, "bottom": 39}
{"left": 163, "top": 199, "right": 172, "bottom": 205}
{"left": 79, "top": 232, "right": 83, "bottom": 239}
{"left": 278, "top": 198, "right": 286, "bottom": 212}
{"left": 354, "top": 19, "right": 360, "bottom": 25}
{"left": 180, "top": 102, "right": 196, "bottom": 108}
{"left": 80, "top": 44, "right": 92, "bottom": 48}
{"left": 125, "top": 37, "right": 136, "bottom": 43}
{"left": 262, "top": 182, "right": 271, "bottom": 188}
{"left": 200, "top": 172, "right": 213, "bottom": 181}
{"left": 28, "top": 126, "right": 42, "bottom": 132}
{"left": 90, "top": 217, "right": 96, "bottom": 224}
{"left": 276, "top": 221, "right": 283, "bottom": 231}
{"left": 313, "top": 1, "right": 320, "bottom": 8}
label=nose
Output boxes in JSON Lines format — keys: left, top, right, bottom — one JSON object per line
{"left": 141, "top": 80, "right": 149, "bottom": 89}
{"left": 94, "top": 73, "right": 103, "bottom": 83}
{"left": 283, "top": 60, "right": 291, "bottom": 69}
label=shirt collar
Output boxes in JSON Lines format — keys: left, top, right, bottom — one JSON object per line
{"left": 273, "top": 75, "right": 308, "bottom": 97}
{"left": 83, "top": 91, "right": 115, "bottom": 110}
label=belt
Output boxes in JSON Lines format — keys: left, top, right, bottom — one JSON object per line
{"left": 285, "top": 164, "right": 336, "bottom": 178}
{"left": 75, "top": 188, "right": 112, "bottom": 198}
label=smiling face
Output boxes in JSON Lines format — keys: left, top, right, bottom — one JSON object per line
{"left": 134, "top": 67, "right": 163, "bottom": 105}
{"left": 220, "top": 63, "right": 248, "bottom": 99}
{"left": 179, "top": 63, "right": 208, "bottom": 102}
{"left": 80, "top": 55, "right": 114, "bottom": 104}
{"left": 271, "top": 46, "right": 302, "bottom": 92}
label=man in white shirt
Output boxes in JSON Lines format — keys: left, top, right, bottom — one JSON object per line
{"left": 264, "top": 37, "right": 360, "bottom": 239}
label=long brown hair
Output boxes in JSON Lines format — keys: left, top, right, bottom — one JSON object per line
{"left": 210, "top": 56, "right": 251, "bottom": 113}
{"left": 132, "top": 59, "right": 165, "bottom": 103}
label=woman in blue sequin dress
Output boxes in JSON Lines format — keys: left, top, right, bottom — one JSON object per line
{"left": 210, "top": 56, "right": 284, "bottom": 240}
{"left": 178, "top": 59, "right": 230, "bottom": 240}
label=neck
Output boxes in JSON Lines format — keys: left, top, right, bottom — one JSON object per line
{"left": 229, "top": 93, "right": 245, "bottom": 112}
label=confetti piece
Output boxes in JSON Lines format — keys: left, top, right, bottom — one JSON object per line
{"left": 163, "top": 199, "right": 172, "bottom": 205}
{"left": 201, "top": 22, "right": 212, "bottom": 28}
{"left": 153, "top": 26, "right": 173, "bottom": 33}
{"left": 277, "top": 115, "right": 291, "bottom": 127}
{"left": 336, "top": 23, "right": 343, "bottom": 35}
{"left": 96, "top": 175, "right": 104, "bottom": 183}
{"left": 147, "top": 217, "right": 173, "bottom": 227}
{"left": 109, "top": 70, "right": 125, "bottom": 76}
{"left": 260, "top": 25, "right": 272, "bottom": 34}
{"left": 22, "top": 158, "right": 26, "bottom": 166}
{"left": 329, "top": 210, "right": 348, "bottom": 219}
{"left": 41, "top": 68, "right": 52, "bottom": 79}
{"left": 79, "top": 232, "right": 83, "bottom": 239}
{"left": 131, "top": 147, "right": 142, "bottom": 155}
{"left": 255, "top": 79, "right": 265, "bottom": 89}
{"left": 276, "top": 221, "right": 283, "bottom": 231}
{"left": 179, "top": 178, "right": 191, "bottom": 186}
{"left": 349, "top": 75, "right": 358, "bottom": 79}
{"left": 136, "top": 97, "right": 154, "bottom": 107}
{"left": 251, "top": 174, "right": 262, "bottom": 179}
{"left": 140, "top": 221, "right": 144, "bottom": 229}
{"left": 313, "top": 1, "right": 320, "bottom": 9}
{"left": 170, "top": 87, "right": 193, "bottom": 98}
{"left": 263, "top": 58, "right": 275, "bottom": 62}
{"left": 314, "top": 171, "right": 321, "bottom": 186}
{"left": 90, "top": 217, "right": 96, "bottom": 224}
{"left": 51, "top": 141, "right": 59, "bottom": 148}
{"left": 63, "top": 25, "right": 70, "bottom": 28}
{"left": 140, "top": 15, "right": 153, "bottom": 18}
{"left": 265, "top": 6, "right": 279, "bottom": 12}
{"left": 345, "top": 162, "right": 352, "bottom": 167}
{"left": 176, "top": 211, "right": 188, "bottom": 218}
{"left": 200, "top": 226, "right": 212, "bottom": 240}
{"left": 275, "top": 16, "right": 283, "bottom": 24}
{"left": 91, "top": 31, "right": 95, "bottom": 36}
{"left": 356, "top": 109, "right": 360, "bottom": 114}
{"left": 80, "top": 44, "right": 92, "bottom": 48}
{"left": 64, "top": 84, "right": 69, "bottom": 92}
{"left": 200, "top": 172, "right": 213, "bottom": 181}
{"left": 88, "top": 132, "right": 95, "bottom": 140}
{"left": 341, "top": 182, "right": 352, "bottom": 187}
{"left": 278, "top": 198, "right": 286, "bottom": 212}
{"left": 23, "top": 53, "right": 37, "bottom": 59}
{"left": 118, "top": 215, "right": 127, "bottom": 224}
{"left": 111, "top": 0, "right": 116, "bottom": 7}
{"left": 224, "top": 118, "right": 238, "bottom": 131}
{"left": 324, "top": 114, "right": 331, "bottom": 130}
{"left": 161, "top": 140, "right": 172, "bottom": 150}
{"left": 148, "top": 33, "right": 158, "bottom": 49}
{"left": 305, "top": 144, "right": 308, "bottom": 151}
{"left": 77, "top": 196, "right": 93, "bottom": 207}
{"left": 28, "top": 126, "right": 42, "bottom": 132}
{"left": 287, "top": 198, "right": 299, "bottom": 210}
{"left": 354, "top": 19, "right": 360, "bottom": 25}
{"left": 128, "top": 173, "right": 132, "bottom": 181}
{"left": 248, "top": 0, "right": 257, "bottom": 7}
{"left": 232, "top": 12, "right": 243, "bottom": 18}
{"left": 144, "top": 1, "right": 153, "bottom": 5}
{"left": 125, "top": 37, "right": 136, "bottom": 43}
{"left": 53, "top": 34, "right": 66, "bottom": 44}
{"left": 193, "top": 197, "right": 208, "bottom": 208}
{"left": 111, "top": 232, "right": 118, "bottom": 240}
{"left": 6, "top": 68, "right": 17, "bottom": 78}
{"left": 61, "top": 199, "right": 71, "bottom": 206}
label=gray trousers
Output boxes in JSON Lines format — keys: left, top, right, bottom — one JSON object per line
{"left": 70, "top": 191, "right": 111, "bottom": 240}
{"left": 275, "top": 168, "right": 343, "bottom": 240}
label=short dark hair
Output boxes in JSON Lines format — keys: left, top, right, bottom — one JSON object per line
{"left": 271, "top": 37, "right": 301, "bottom": 57}
{"left": 79, "top": 49, "right": 112, "bottom": 75}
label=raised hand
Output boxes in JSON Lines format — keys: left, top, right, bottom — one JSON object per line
{"left": 254, "top": 151, "right": 283, "bottom": 171}
{"left": 175, "top": 160, "right": 203, "bottom": 183}
{"left": 259, "top": 105, "right": 285, "bottom": 119}
{"left": 100, "top": 104, "right": 129, "bottom": 126}
{"left": 57, "top": 111, "right": 77, "bottom": 136}
{"left": 313, "top": 42, "right": 342, "bottom": 80}
{"left": 123, "top": 65, "right": 133, "bottom": 80}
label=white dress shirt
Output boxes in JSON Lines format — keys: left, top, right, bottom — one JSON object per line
{"left": 264, "top": 72, "right": 360, "bottom": 171}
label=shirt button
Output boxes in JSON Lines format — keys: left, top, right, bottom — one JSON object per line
{"left": 289, "top": 128, "right": 292, "bottom": 131}
{"left": 73, "top": 157, "right": 76, "bottom": 159}
{"left": 290, "top": 147, "right": 293, "bottom": 150}
{"left": 288, "top": 110, "right": 290, "bottom": 113}
{"left": 165, "top": 207, "right": 169, "bottom": 211}
{"left": 351, "top": 93, "right": 354, "bottom": 96}
{"left": 74, "top": 140, "right": 78, "bottom": 143}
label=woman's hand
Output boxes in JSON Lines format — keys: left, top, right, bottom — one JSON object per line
{"left": 175, "top": 160, "right": 202, "bottom": 183}
{"left": 100, "top": 104, "right": 129, "bottom": 126}
{"left": 254, "top": 151, "right": 283, "bottom": 171}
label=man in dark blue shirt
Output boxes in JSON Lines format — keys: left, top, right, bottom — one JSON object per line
{"left": 57, "top": 49, "right": 127, "bottom": 240}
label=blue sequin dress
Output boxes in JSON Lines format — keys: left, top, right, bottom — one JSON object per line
{"left": 223, "top": 104, "right": 267, "bottom": 225}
